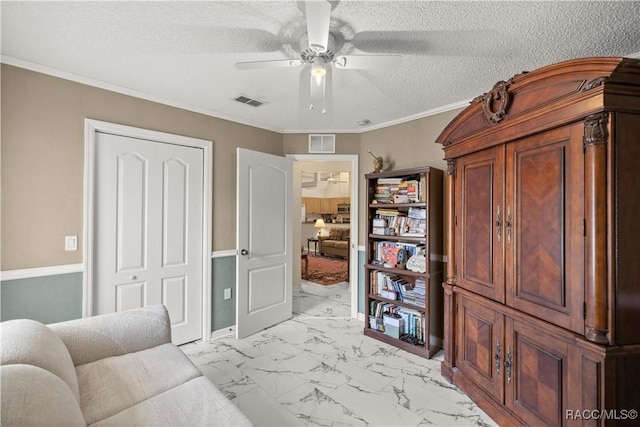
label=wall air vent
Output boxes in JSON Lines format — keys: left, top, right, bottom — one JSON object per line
{"left": 235, "top": 95, "right": 265, "bottom": 107}
{"left": 308, "top": 134, "right": 335, "bottom": 153}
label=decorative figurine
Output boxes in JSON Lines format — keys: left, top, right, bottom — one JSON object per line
{"left": 368, "top": 149, "right": 384, "bottom": 173}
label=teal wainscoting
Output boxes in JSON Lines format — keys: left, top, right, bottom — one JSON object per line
{"left": 0, "top": 258, "right": 237, "bottom": 331}
{"left": 211, "top": 255, "right": 236, "bottom": 332}
{"left": 1, "top": 252, "right": 361, "bottom": 329}
{"left": 0, "top": 273, "right": 83, "bottom": 324}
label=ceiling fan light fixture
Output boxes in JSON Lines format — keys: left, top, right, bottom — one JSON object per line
{"left": 310, "top": 56, "right": 327, "bottom": 86}
{"left": 311, "top": 65, "right": 326, "bottom": 85}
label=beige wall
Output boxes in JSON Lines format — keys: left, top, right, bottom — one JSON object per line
{"left": 357, "top": 110, "right": 463, "bottom": 244}
{"left": 1, "top": 65, "right": 282, "bottom": 270}
{"left": 2, "top": 64, "right": 463, "bottom": 271}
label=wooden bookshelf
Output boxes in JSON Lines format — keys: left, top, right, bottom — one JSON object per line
{"left": 364, "top": 167, "right": 444, "bottom": 358}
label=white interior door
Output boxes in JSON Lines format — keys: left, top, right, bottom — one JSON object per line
{"left": 236, "top": 148, "right": 292, "bottom": 338}
{"left": 93, "top": 131, "right": 203, "bottom": 345}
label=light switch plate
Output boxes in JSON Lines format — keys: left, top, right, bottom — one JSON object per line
{"left": 224, "top": 288, "right": 232, "bottom": 300}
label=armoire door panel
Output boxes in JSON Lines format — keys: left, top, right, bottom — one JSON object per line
{"left": 506, "top": 318, "right": 568, "bottom": 427}
{"left": 456, "top": 295, "right": 504, "bottom": 402}
{"left": 506, "top": 125, "right": 584, "bottom": 334}
{"left": 456, "top": 147, "right": 505, "bottom": 303}
{"left": 514, "top": 144, "right": 565, "bottom": 306}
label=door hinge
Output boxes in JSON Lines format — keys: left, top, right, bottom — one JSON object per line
{"left": 583, "top": 218, "right": 586, "bottom": 237}
{"left": 583, "top": 301, "right": 587, "bottom": 319}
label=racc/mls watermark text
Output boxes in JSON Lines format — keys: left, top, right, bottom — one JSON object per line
{"left": 566, "top": 409, "right": 638, "bottom": 421}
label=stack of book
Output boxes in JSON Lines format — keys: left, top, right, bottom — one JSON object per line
{"left": 373, "top": 178, "right": 403, "bottom": 203}
{"left": 402, "top": 207, "right": 427, "bottom": 236}
{"left": 403, "top": 277, "right": 426, "bottom": 307}
{"left": 373, "top": 177, "right": 422, "bottom": 203}
{"left": 401, "top": 179, "right": 421, "bottom": 202}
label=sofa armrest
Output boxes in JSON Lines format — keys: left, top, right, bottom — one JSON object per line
{"left": 48, "top": 305, "right": 172, "bottom": 367}
{"left": 318, "top": 235, "right": 328, "bottom": 252}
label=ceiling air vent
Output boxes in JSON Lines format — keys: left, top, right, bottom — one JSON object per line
{"left": 235, "top": 95, "right": 265, "bottom": 107}
{"left": 309, "top": 134, "right": 335, "bottom": 153}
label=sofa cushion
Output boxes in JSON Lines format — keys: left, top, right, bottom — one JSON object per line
{"left": 91, "top": 377, "right": 252, "bottom": 427}
{"left": 332, "top": 241, "right": 349, "bottom": 250}
{"left": 49, "top": 304, "right": 171, "bottom": 367}
{"left": 1, "top": 364, "right": 85, "bottom": 427}
{"left": 328, "top": 227, "right": 343, "bottom": 240}
{"left": 322, "top": 240, "right": 338, "bottom": 249}
{"left": 341, "top": 228, "right": 350, "bottom": 240}
{"left": 0, "top": 319, "right": 80, "bottom": 402}
{"left": 76, "top": 342, "right": 201, "bottom": 425}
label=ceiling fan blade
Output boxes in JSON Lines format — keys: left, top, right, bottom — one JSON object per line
{"left": 352, "top": 30, "right": 503, "bottom": 57}
{"left": 305, "top": 0, "right": 331, "bottom": 53}
{"left": 235, "top": 59, "right": 303, "bottom": 70}
{"left": 334, "top": 55, "right": 401, "bottom": 70}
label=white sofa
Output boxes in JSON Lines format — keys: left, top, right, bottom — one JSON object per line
{"left": 0, "top": 305, "right": 252, "bottom": 427}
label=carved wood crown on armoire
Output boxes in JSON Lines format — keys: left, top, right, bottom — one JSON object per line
{"left": 435, "top": 57, "right": 640, "bottom": 426}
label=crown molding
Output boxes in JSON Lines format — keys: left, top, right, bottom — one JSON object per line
{"left": 1, "top": 55, "right": 284, "bottom": 133}
{"left": 3, "top": 55, "right": 469, "bottom": 135}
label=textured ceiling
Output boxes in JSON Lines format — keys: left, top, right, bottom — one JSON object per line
{"left": 2, "top": 1, "right": 640, "bottom": 133}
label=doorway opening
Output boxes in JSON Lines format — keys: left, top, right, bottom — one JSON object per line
{"left": 289, "top": 155, "right": 358, "bottom": 319}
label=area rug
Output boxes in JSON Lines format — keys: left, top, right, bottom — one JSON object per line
{"left": 304, "top": 255, "right": 348, "bottom": 286}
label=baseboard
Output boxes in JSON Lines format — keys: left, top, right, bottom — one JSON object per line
{"left": 210, "top": 325, "right": 236, "bottom": 340}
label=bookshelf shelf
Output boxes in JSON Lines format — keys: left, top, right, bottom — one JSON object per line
{"left": 367, "top": 293, "right": 427, "bottom": 310}
{"left": 364, "top": 166, "right": 444, "bottom": 359}
{"left": 367, "top": 234, "right": 425, "bottom": 243}
{"left": 365, "top": 264, "right": 429, "bottom": 278}
{"left": 369, "top": 202, "right": 427, "bottom": 209}
{"left": 363, "top": 328, "right": 429, "bottom": 358}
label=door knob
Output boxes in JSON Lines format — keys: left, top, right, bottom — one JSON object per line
{"left": 240, "top": 249, "right": 249, "bottom": 256}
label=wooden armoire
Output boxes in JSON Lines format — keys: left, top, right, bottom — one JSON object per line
{"left": 436, "top": 57, "right": 640, "bottom": 426}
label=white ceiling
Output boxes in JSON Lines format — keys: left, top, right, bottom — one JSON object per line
{"left": 2, "top": 1, "right": 639, "bottom": 133}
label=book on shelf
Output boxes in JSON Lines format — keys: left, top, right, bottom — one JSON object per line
{"left": 368, "top": 300, "right": 425, "bottom": 344}
{"left": 370, "top": 270, "right": 425, "bottom": 308}
{"left": 373, "top": 177, "right": 422, "bottom": 203}
{"left": 372, "top": 241, "right": 425, "bottom": 266}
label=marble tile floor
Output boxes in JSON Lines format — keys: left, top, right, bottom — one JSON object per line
{"left": 181, "top": 280, "right": 498, "bottom": 427}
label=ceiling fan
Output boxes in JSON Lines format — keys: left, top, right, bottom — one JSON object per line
{"left": 320, "top": 172, "right": 347, "bottom": 184}
{"left": 324, "top": 172, "right": 348, "bottom": 184}
{"left": 235, "top": 0, "right": 401, "bottom": 114}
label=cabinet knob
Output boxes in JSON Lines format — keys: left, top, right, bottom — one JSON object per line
{"left": 495, "top": 341, "right": 501, "bottom": 375}
{"left": 129, "top": 275, "right": 137, "bottom": 280}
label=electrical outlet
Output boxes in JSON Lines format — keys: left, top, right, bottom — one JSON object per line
{"left": 224, "top": 288, "right": 232, "bottom": 300}
{"left": 65, "top": 236, "right": 78, "bottom": 251}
